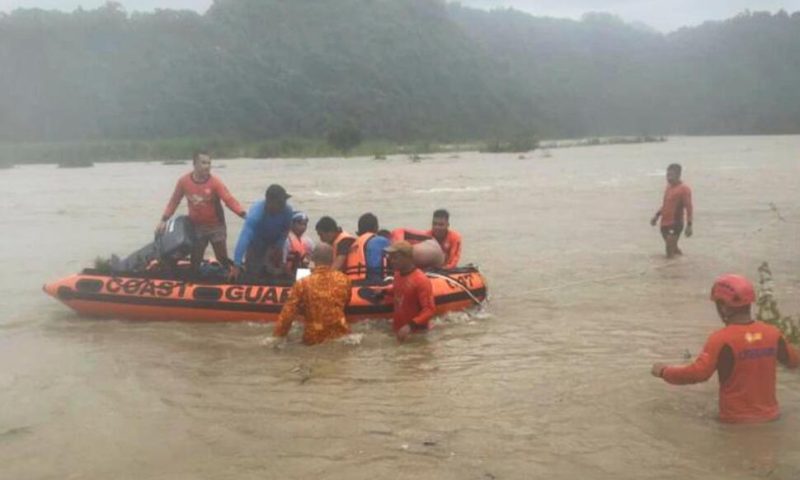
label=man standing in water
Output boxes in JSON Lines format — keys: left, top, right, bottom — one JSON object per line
{"left": 650, "top": 163, "right": 693, "bottom": 258}
{"left": 383, "top": 241, "right": 436, "bottom": 341}
{"left": 651, "top": 274, "right": 799, "bottom": 423}
{"left": 274, "top": 244, "right": 352, "bottom": 345}
{"left": 426, "top": 209, "right": 462, "bottom": 269}
{"left": 157, "top": 150, "right": 246, "bottom": 271}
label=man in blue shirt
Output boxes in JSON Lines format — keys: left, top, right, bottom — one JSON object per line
{"left": 357, "top": 213, "right": 390, "bottom": 282}
{"left": 229, "top": 184, "right": 293, "bottom": 281}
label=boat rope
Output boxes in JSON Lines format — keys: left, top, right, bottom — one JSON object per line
{"left": 424, "top": 271, "right": 485, "bottom": 306}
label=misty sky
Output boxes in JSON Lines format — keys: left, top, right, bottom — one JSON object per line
{"left": 0, "top": 0, "right": 798, "bottom": 31}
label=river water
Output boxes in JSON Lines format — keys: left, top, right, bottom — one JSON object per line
{"left": 1, "top": 136, "right": 799, "bottom": 479}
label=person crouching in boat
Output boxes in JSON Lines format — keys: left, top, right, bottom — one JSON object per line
{"left": 315, "top": 216, "right": 360, "bottom": 279}
{"left": 383, "top": 241, "right": 435, "bottom": 342}
{"left": 273, "top": 244, "right": 352, "bottom": 345}
{"left": 426, "top": 209, "right": 462, "bottom": 269}
{"left": 156, "top": 150, "right": 246, "bottom": 272}
{"left": 651, "top": 274, "right": 799, "bottom": 423}
{"left": 284, "top": 211, "right": 315, "bottom": 276}
{"left": 356, "top": 212, "right": 390, "bottom": 283}
{"left": 229, "top": 184, "right": 293, "bottom": 282}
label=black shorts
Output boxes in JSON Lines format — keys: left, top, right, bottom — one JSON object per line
{"left": 661, "top": 224, "right": 684, "bottom": 237}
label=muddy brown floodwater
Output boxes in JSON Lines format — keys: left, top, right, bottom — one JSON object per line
{"left": 1, "top": 136, "right": 799, "bottom": 479}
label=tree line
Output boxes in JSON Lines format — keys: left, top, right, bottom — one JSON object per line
{"left": 1, "top": 1, "right": 799, "bottom": 147}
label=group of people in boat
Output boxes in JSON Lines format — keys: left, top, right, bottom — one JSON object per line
{"left": 156, "top": 150, "right": 464, "bottom": 342}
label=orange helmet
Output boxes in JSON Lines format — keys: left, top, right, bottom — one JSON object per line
{"left": 710, "top": 274, "right": 755, "bottom": 308}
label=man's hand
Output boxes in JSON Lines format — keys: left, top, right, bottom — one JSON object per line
{"left": 685, "top": 224, "right": 693, "bottom": 237}
{"left": 650, "top": 216, "right": 658, "bottom": 227}
{"left": 651, "top": 363, "right": 667, "bottom": 378}
{"left": 155, "top": 220, "right": 167, "bottom": 235}
{"left": 396, "top": 324, "right": 411, "bottom": 342}
{"left": 228, "top": 265, "right": 243, "bottom": 283}
{"left": 239, "top": 211, "right": 247, "bottom": 220}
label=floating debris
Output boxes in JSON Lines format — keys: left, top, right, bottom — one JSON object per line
{"left": 162, "top": 160, "right": 187, "bottom": 166}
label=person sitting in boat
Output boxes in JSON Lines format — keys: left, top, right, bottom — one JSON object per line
{"left": 426, "top": 209, "right": 462, "bottom": 269}
{"left": 273, "top": 244, "right": 352, "bottom": 345}
{"left": 229, "top": 184, "right": 293, "bottom": 282}
{"left": 382, "top": 241, "right": 435, "bottom": 342}
{"left": 356, "top": 212, "right": 390, "bottom": 282}
{"left": 284, "top": 211, "right": 315, "bottom": 276}
{"left": 314, "top": 216, "right": 360, "bottom": 279}
{"left": 156, "top": 150, "right": 246, "bottom": 272}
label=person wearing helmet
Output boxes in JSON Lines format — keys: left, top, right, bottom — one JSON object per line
{"left": 650, "top": 163, "right": 693, "bottom": 258}
{"left": 651, "top": 274, "right": 799, "bottom": 423}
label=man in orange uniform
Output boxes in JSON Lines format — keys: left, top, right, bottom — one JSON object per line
{"left": 383, "top": 241, "right": 436, "bottom": 341}
{"left": 650, "top": 163, "right": 693, "bottom": 258}
{"left": 157, "top": 150, "right": 246, "bottom": 271}
{"left": 426, "top": 209, "right": 462, "bottom": 269}
{"left": 274, "top": 244, "right": 352, "bottom": 345}
{"left": 651, "top": 274, "right": 799, "bottom": 423}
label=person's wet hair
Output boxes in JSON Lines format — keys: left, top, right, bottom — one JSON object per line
{"left": 667, "top": 163, "right": 682, "bottom": 174}
{"left": 357, "top": 213, "right": 379, "bottom": 235}
{"left": 311, "top": 244, "right": 334, "bottom": 265}
{"left": 315, "top": 216, "right": 339, "bottom": 233}
{"left": 433, "top": 209, "right": 450, "bottom": 221}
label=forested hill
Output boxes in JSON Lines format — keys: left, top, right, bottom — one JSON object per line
{"left": 1, "top": 0, "right": 798, "bottom": 143}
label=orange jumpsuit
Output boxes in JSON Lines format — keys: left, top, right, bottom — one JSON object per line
{"left": 661, "top": 321, "right": 799, "bottom": 423}
{"left": 274, "top": 266, "right": 352, "bottom": 345}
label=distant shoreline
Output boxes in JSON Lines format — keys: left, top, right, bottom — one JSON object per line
{"left": 0, "top": 135, "right": 673, "bottom": 167}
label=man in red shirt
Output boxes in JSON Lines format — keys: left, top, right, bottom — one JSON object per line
{"left": 651, "top": 274, "right": 799, "bottom": 423}
{"left": 156, "top": 151, "right": 246, "bottom": 271}
{"left": 426, "top": 209, "right": 462, "bottom": 269}
{"left": 650, "top": 163, "right": 693, "bottom": 258}
{"left": 383, "top": 241, "right": 436, "bottom": 341}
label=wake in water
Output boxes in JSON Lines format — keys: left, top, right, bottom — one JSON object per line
{"left": 257, "top": 306, "right": 490, "bottom": 348}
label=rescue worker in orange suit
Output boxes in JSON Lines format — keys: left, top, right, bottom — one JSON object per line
{"left": 426, "top": 209, "right": 462, "bottom": 269}
{"left": 284, "top": 211, "right": 314, "bottom": 276}
{"left": 650, "top": 163, "right": 693, "bottom": 258}
{"left": 273, "top": 244, "right": 351, "bottom": 345}
{"left": 382, "top": 241, "right": 436, "bottom": 342}
{"left": 651, "top": 274, "right": 799, "bottom": 423}
{"left": 315, "top": 216, "right": 357, "bottom": 277}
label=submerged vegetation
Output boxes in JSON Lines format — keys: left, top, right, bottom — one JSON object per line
{"left": 756, "top": 262, "right": 800, "bottom": 344}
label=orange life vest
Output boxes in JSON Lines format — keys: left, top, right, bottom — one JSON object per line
{"left": 332, "top": 231, "right": 359, "bottom": 278}
{"left": 341, "top": 232, "right": 373, "bottom": 280}
{"left": 286, "top": 232, "right": 310, "bottom": 271}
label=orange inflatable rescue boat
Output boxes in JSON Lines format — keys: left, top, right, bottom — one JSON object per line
{"left": 43, "top": 265, "right": 487, "bottom": 323}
